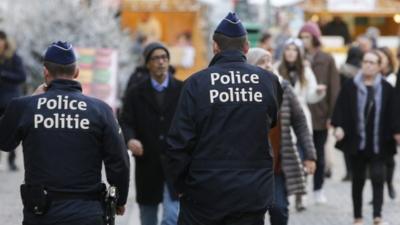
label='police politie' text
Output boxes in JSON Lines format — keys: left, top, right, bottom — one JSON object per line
{"left": 34, "top": 95, "right": 90, "bottom": 129}
{"left": 209, "top": 71, "right": 263, "bottom": 103}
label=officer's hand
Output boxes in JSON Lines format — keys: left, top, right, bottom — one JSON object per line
{"left": 394, "top": 134, "right": 400, "bottom": 145}
{"left": 303, "top": 160, "right": 316, "bottom": 175}
{"left": 116, "top": 205, "right": 126, "bottom": 216}
{"left": 128, "top": 139, "right": 144, "bottom": 156}
{"left": 32, "top": 83, "right": 48, "bottom": 95}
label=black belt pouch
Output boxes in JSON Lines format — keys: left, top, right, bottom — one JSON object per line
{"left": 20, "top": 184, "right": 51, "bottom": 216}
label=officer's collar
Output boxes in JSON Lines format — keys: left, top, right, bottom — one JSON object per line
{"left": 47, "top": 79, "right": 82, "bottom": 92}
{"left": 208, "top": 50, "right": 247, "bottom": 67}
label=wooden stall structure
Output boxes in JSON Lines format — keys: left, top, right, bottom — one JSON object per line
{"left": 302, "top": 0, "right": 400, "bottom": 37}
{"left": 120, "top": 0, "right": 209, "bottom": 80}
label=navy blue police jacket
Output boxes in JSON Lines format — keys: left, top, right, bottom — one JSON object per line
{"left": 164, "top": 50, "right": 283, "bottom": 213}
{"left": 0, "top": 79, "right": 130, "bottom": 222}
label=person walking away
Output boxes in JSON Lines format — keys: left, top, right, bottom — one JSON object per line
{"left": 0, "top": 41, "right": 130, "bottom": 225}
{"left": 248, "top": 47, "right": 316, "bottom": 225}
{"left": 163, "top": 12, "right": 283, "bottom": 225}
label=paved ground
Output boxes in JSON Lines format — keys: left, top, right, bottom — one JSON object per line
{"left": 0, "top": 144, "right": 399, "bottom": 225}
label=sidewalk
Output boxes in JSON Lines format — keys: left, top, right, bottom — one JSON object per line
{"left": 0, "top": 146, "right": 399, "bottom": 225}
{"left": 286, "top": 148, "right": 400, "bottom": 225}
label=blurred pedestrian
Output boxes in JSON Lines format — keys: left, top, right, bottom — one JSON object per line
{"left": 395, "top": 47, "right": 400, "bottom": 146}
{"left": 357, "top": 35, "right": 374, "bottom": 54}
{"left": 395, "top": 71, "right": 400, "bottom": 147}
{"left": 277, "top": 38, "right": 326, "bottom": 135}
{"left": 338, "top": 46, "right": 363, "bottom": 181}
{"left": 332, "top": 50, "right": 396, "bottom": 225}
{"left": 276, "top": 37, "right": 326, "bottom": 209}
{"left": 340, "top": 46, "right": 363, "bottom": 85}
{"left": 377, "top": 47, "right": 397, "bottom": 87}
{"left": 258, "top": 32, "right": 274, "bottom": 54}
{"left": 321, "top": 16, "right": 351, "bottom": 45}
{"left": 120, "top": 42, "right": 182, "bottom": 225}
{"left": 376, "top": 47, "right": 397, "bottom": 200}
{"left": 248, "top": 47, "right": 317, "bottom": 225}
{"left": 299, "top": 22, "right": 340, "bottom": 204}
{"left": 365, "top": 27, "right": 380, "bottom": 49}
{"left": 0, "top": 30, "right": 26, "bottom": 171}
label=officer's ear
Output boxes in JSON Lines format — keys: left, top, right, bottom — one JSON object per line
{"left": 73, "top": 68, "right": 79, "bottom": 79}
{"left": 243, "top": 40, "right": 250, "bottom": 54}
{"left": 43, "top": 66, "right": 51, "bottom": 81}
{"left": 212, "top": 41, "right": 220, "bottom": 55}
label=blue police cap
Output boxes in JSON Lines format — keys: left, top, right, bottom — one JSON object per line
{"left": 214, "top": 12, "right": 247, "bottom": 38}
{"left": 44, "top": 41, "right": 76, "bottom": 65}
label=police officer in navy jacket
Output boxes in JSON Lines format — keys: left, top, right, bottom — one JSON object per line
{"left": 163, "top": 12, "right": 283, "bottom": 225}
{"left": 0, "top": 41, "right": 130, "bottom": 225}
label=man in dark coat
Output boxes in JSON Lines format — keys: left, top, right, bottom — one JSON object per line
{"left": 0, "top": 41, "right": 130, "bottom": 225}
{"left": 0, "top": 30, "right": 26, "bottom": 171}
{"left": 163, "top": 12, "right": 282, "bottom": 225}
{"left": 120, "top": 42, "right": 183, "bottom": 225}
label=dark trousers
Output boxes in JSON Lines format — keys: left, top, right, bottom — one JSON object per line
{"left": 269, "top": 174, "right": 289, "bottom": 225}
{"left": 23, "top": 215, "right": 104, "bottom": 225}
{"left": 0, "top": 107, "right": 17, "bottom": 167}
{"left": 313, "top": 130, "right": 328, "bottom": 191}
{"left": 386, "top": 156, "right": 395, "bottom": 187}
{"left": 178, "top": 197, "right": 266, "bottom": 225}
{"left": 343, "top": 150, "right": 352, "bottom": 177}
{"left": 351, "top": 155, "right": 385, "bottom": 219}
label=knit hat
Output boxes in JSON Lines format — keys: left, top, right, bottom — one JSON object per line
{"left": 143, "top": 42, "right": 170, "bottom": 64}
{"left": 44, "top": 41, "right": 76, "bottom": 65}
{"left": 299, "top": 22, "right": 322, "bottom": 40}
{"left": 247, "top": 47, "right": 270, "bottom": 66}
{"left": 284, "top": 38, "right": 305, "bottom": 57}
{"left": 214, "top": 12, "right": 247, "bottom": 38}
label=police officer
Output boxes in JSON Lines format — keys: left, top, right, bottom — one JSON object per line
{"left": 0, "top": 41, "right": 130, "bottom": 225}
{"left": 163, "top": 13, "right": 282, "bottom": 225}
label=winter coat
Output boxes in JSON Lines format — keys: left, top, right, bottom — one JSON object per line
{"left": 394, "top": 71, "right": 400, "bottom": 134}
{"left": 0, "top": 43, "right": 26, "bottom": 110}
{"left": 279, "top": 80, "right": 316, "bottom": 195}
{"left": 163, "top": 50, "right": 283, "bottom": 213}
{"left": 119, "top": 76, "right": 183, "bottom": 204}
{"left": 274, "top": 64, "right": 325, "bottom": 133}
{"left": 331, "top": 77, "right": 396, "bottom": 157}
{"left": 308, "top": 50, "right": 340, "bottom": 130}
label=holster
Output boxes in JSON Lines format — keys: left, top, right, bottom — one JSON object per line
{"left": 20, "top": 184, "right": 51, "bottom": 216}
{"left": 103, "top": 186, "right": 118, "bottom": 225}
